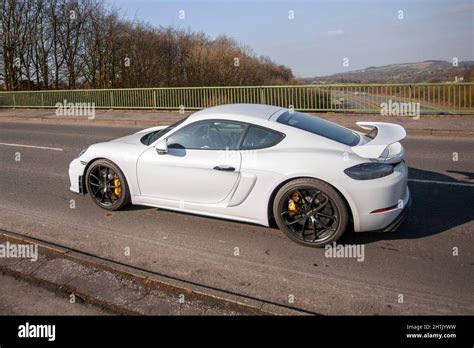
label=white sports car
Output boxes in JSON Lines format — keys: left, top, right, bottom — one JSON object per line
{"left": 69, "top": 104, "right": 410, "bottom": 247}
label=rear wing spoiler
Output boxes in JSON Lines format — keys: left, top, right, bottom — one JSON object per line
{"left": 351, "top": 122, "right": 406, "bottom": 161}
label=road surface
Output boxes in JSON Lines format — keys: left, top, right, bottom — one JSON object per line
{"left": 329, "top": 89, "right": 443, "bottom": 113}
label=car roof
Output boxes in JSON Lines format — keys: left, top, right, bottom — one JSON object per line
{"left": 188, "top": 104, "right": 286, "bottom": 122}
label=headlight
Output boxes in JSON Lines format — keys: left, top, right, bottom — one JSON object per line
{"left": 79, "top": 147, "right": 88, "bottom": 157}
{"left": 344, "top": 162, "right": 394, "bottom": 180}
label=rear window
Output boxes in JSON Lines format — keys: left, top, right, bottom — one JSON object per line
{"left": 241, "top": 126, "right": 284, "bottom": 149}
{"left": 277, "top": 111, "right": 360, "bottom": 146}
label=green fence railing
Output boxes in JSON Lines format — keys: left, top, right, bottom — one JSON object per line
{"left": 0, "top": 83, "right": 472, "bottom": 114}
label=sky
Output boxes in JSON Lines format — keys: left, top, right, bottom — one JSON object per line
{"left": 105, "top": 0, "right": 474, "bottom": 77}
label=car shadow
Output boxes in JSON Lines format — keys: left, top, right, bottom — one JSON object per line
{"left": 446, "top": 170, "right": 474, "bottom": 181}
{"left": 339, "top": 167, "right": 474, "bottom": 245}
{"left": 113, "top": 166, "right": 473, "bottom": 245}
{"left": 122, "top": 204, "right": 155, "bottom": 212}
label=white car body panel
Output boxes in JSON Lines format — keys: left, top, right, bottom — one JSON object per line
{"left": 69, "top": 104, "right": 410, "bottom": 232}
{"left": 137, "top": 147, "right": 241, "bottom": 204}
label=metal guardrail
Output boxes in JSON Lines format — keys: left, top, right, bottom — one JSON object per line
{"left": 0, "top": 83, "right": 472, "bottom": 114}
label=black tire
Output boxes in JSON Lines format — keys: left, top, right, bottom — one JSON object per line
{"left": 85, "top": 159, "right": 131, "bottom": 211}
{"left": 273, "top": 178, "right": 348, "bottom": 247}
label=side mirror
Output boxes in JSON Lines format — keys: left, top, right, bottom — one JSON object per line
{"left": 154, "top": 139, "right": 168, "bottom": 155}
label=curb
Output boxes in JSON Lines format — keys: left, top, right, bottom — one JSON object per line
{"left": 0, "top": 230, "right": 313, "bottom": 316}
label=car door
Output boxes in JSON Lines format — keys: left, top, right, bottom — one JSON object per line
{"left": 136, "top": 120, "right": 248, "bottom": 204}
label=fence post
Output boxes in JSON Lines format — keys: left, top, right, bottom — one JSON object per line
{"left": 13, "top": 93, "right": 16, "bottom": 108}
{"left": 328, "top": 86, "right": 332, "bottom": 111}
{"left": 260, "top": 87, "right": 266, "bottom": 104}
{"left": 110, "top": 90, "right": 114, "bottom": 108}
{"left": 41, "top": 92, "right": 44, "bottom": 107}
{"left": 153, "top": 89, "right": 157, "bottom": 110}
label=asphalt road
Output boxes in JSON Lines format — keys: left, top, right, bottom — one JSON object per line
{"left": 329, "top": 89, "right": 441, "bottom": 113}
{"left": 0, "top": 121, "right": 473, "bottom": 315}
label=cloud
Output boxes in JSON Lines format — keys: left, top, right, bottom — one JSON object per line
{"left": 326, "top": 29, "right": 345, "bottom": 37}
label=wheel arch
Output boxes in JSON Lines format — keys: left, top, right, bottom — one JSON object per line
{"left": 266, "top": 176, "right": 357, "bottom": 230}
{"left": 82, "top": 157, "right": 130, "bottom": 195}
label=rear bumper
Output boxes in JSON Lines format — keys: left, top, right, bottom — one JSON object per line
{"left": 367, "top": 193, "right": 411, "bottom": 233}
{"left": 349, "top": 161, "right": 410, "bottom": 232}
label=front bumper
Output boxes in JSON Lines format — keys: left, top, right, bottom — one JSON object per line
{"left": 69, "top": 158, "right": 86, "bottom": 195}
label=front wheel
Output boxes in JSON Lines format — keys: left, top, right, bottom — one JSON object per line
{"left": 273, "top": 178, "right": 349, "bottom": 247}
{"left": 85, "top": 159, "right": 131, "bottom": 211}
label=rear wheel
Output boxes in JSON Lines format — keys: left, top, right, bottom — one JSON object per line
{"left": 273, "top": 178, "right": 348, "bottom": 247}
{"left": 85, "top": 159, "right": 130, "bottom": 210}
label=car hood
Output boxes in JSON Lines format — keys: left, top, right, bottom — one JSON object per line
{"left": 109, "top": 126, "right": 168, "bottom": 145}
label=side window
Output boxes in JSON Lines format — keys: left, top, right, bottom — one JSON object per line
{"left": 241, "top": 126, "right": 284, "bottom": 150}
{"left": 167, "top": 121, "right": 248, "bottom": 150}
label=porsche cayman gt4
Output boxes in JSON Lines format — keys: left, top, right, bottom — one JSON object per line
{"left": 69, "top": 104, "right": 410, "bottom": 247}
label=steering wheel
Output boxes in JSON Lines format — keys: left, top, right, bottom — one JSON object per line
{"left": 207, "top": 123, "right": 227, "bottom": 148}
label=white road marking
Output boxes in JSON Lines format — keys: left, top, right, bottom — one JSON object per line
{"left": 408, "top": 178, "right": 474, "bottom": 187}
{"left": 0, "top": 142, "right": 63, "bottom": 152}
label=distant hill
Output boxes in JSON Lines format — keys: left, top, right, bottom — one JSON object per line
{"left": 304, "top": 60, "right": 474, "bottom": 84}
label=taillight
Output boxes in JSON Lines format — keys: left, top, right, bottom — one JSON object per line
{"left": 344, "top": 162, "right": 394, "bottom": 180}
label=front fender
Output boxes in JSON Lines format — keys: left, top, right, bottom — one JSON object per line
{"left": 74, "top": 142, "right": 147, "bottom": 197}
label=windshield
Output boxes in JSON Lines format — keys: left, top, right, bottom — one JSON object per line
{"left": 277, "top": 111, "right": 360, "bottom": 146}
{"left": 142, "top": 116, "right": 189, "bottom": 145}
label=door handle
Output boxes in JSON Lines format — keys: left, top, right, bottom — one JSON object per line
{"left": 213, "top": 165, "right": 235, "bottom": 172}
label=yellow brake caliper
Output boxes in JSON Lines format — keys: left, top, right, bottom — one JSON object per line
{"left": 288, "top": 192, "right": 300, "bottom": 216}
{"left": 113, "top": 176, "right": 121, "bottom": 197}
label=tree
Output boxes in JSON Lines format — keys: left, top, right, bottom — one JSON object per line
{"left": 0, "top": 0, "right": 294, "bottom": 91}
